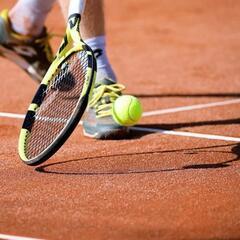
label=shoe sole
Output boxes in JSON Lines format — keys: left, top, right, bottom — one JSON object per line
{"left": 83, "top": 127, "right": 129, "bottom": 140}
{"left": 0, "top": 45, "right": 42, "bottom": 81}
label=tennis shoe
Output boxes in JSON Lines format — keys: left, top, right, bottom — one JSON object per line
{"left": 0, "top": 9, "right": 53, "bottom": 82}
{"left": 83, "top": 78, "right": 129, "bottom": 139}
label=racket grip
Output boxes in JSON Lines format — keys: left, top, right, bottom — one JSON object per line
{"left": 68, "top": 0, "right": 86, "bottom": 17}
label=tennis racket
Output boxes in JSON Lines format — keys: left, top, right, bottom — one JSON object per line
{"left": 18, "top": 0, "right": 96, "bottom": 166}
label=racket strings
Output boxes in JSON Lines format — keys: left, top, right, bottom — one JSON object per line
{"left": 26, "top": 51, "right": 89, "bottom": 159}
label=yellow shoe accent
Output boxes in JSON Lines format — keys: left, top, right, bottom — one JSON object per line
{"left": 0, "top": 9, "right": 53, "bottom": 81}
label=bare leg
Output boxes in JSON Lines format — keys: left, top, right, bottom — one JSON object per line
{"left": 58, "top": 0, "right": 116, "bottom": 82}
{"left": 9, "top": 0, "right": 116, "bottom": 82}
{"left": 58, "top": 0, "right": 105, "bottom": 39}
{"left": 9, "top": 0, "right": 55, "bottom": 36}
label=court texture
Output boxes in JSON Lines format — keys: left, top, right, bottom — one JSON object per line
{"left": 0, "top": 0, "right": 240, "bottom": 239}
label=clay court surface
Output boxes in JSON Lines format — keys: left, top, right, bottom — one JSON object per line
{"left": 0, "top": 0, "right": 240, "bottom": 239}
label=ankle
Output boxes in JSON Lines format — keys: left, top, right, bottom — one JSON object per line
{"left": 85, "top": 35, "right": 117, "bottom": 83}
{"left": 9, "top": 11, "right": 44, "bottom": 37}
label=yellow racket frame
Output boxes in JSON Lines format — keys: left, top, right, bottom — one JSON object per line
{"left": 18, "top": 14, "right": 96, "bottom": 164}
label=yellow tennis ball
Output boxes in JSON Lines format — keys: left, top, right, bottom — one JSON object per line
{"left": 112, "top": 95, "right": 142, "bottom": 126}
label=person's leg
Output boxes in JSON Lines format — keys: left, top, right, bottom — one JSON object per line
{"left": 58, "top": 0, "right": 127, "bottom": 139}
{"left": 58, "top": 0, "right": 116, "bottom": 83}
{"left": 0, "top": 0, "right": 54, "bottom": 81}
{"left": 59, "top": 0, "right": 104, "bottom": 39}
{"left": 9, "top": 0, "right": 55, "bottom": 36}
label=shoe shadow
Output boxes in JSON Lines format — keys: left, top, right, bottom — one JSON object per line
{"left": 35, "top": 143, "right": 240, "bottom": 175}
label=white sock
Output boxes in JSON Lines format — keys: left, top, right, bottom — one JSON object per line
{"left": 9, "top": 0, "right": 56, "bottom": 36}
{"left": 85, "top": 35, "right": 117, "bottom": 84}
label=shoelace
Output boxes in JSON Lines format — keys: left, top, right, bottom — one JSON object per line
{"left": 89, "top": 83, "right": 125, "bottom": 118}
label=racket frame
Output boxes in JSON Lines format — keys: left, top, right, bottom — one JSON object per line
{"left": 18, "top": 14, "right": 96, "bottom": 165}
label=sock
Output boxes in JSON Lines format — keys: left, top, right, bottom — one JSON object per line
{"left": 85, "top": 35, "right": 117, "bottom": 84}
{"left": 9, "top": 0, "right": 56, "bottom": 36}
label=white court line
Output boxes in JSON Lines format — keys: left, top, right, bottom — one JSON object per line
{"left": 130, "top": 126, "right": 240, "bottom": 142}
{"left": 0, "top": 112, "right": 83, "bottom": 125}
{"left": 1, "top": 97, "right": 240, "bottom": 143}
{"left": 0, "top": 233, "right": 43, "bottom": 240}
{"left": 143, "top": 98, "right": 240, "bottom": 117}
{"left": 0, "top": 112, "right": 25, "bottom": 119}
{"left": 1, "top": 110, "right": 239, "bottom": 142}
{"left": 1, "top": 98, "right": 240, "bottom": 120}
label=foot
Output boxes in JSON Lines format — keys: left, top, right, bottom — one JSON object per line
{"left": 83, "top": 78, "right": 129, "bottom": 139}
{"left": 0, "top": 9, "right": 53, "bottom": 82}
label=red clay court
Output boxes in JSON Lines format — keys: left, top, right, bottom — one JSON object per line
{"left": 0, "top": 0, "right": 240, "bottom": 239}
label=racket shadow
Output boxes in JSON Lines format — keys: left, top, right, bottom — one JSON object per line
{"left": 35, "top": 143, "right": 240, "bottom": 176}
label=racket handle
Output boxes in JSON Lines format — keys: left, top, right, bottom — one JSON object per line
{"left": 68, "top": 0, "right": 86, "bottom": 17}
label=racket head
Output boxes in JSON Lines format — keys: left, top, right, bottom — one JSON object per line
{"left": 18, "top": 14, "right": 96, "bottom": 166}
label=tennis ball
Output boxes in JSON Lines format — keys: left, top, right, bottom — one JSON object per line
{"left": 112, "top": 95, "right": 142, "bottom": 126}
